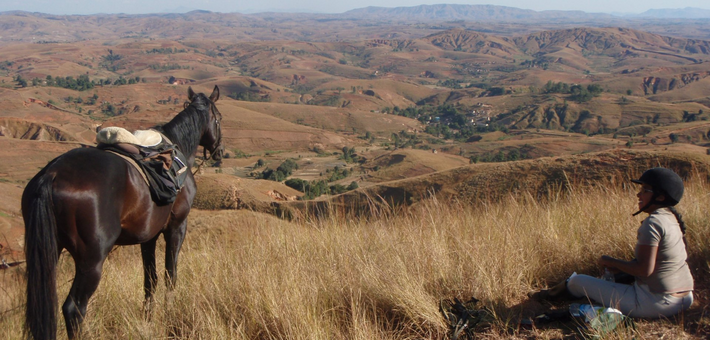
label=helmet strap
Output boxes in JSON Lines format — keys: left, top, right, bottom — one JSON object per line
{"left": 632, "top": 192, "right": 666, "bottom": 216}
{"left": 632, "top": 204, "right": 650, "bottom": 216}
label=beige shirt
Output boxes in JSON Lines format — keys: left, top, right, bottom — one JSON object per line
{"left": 636, "top": 208, "right": 694, "bottom": 293}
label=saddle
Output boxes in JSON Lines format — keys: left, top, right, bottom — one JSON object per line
{"left": 96, "top": 127, "right": 189, "bottom": 206}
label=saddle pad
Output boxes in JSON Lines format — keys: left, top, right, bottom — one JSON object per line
{"left": 97, "top": 127, "right": 162, "bottom": 147}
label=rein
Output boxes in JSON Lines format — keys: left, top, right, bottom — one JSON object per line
{"left": 192, "top": 158, "right": 205, "bottom": 176}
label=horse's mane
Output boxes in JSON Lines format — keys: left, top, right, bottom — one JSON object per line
{"left": 155, "top": 93, "right": 212, "bottom": 156}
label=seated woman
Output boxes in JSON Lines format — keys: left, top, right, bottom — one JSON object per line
{"left": 533, "top": 167, "right": 694, "bottom": 318}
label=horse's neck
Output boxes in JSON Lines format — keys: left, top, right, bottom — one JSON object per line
{"left": 162, "top": 111, "right": 205, "bottom": 163}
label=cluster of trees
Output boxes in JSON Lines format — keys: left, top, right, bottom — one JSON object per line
{"left": 111, "top": 76, "right": 142, "bottom": 86}
{"left": 64, "top": 93, "right": 98, "bottom": 105}
{"left": 102, "top": 50, "right": 122, "bottom": 62}
{"left": 543, "top": 81, "right": 603, "bottom": 103}
{"left": 485, "top": 87, "right": 508, "bottom": 96}
{"left": 469, "top": 146, "right": 532, "bottom": 163}
{"left": 145, "top": 47, "right": 188, "bottom": 54}
{"left": 380, "top": 104, "right": 509, "bottom": 143}
{"left": 101, "top": 50, "right": 123, "bottom": 71}
{"left": 101, "top": 102, "right": 130, "bottom": 117}
{"left": 0, "top": 60, "right": 13, "bottom": 71}
{"left": 156, "top": 95, "right": 182, "bottom": 105}
{"left": 45, "top": 75, "right": 95, "bottom": 90}
{"left": 437, "top": 79, "right": 463, "bottom": 89}
{"left": 308, "top": 94, "right": 342, "bottom": 107}
{"left": 389, "top": 130, "right": 423, "bottom": 149}
{"left": 325, "top": 166, "right": 350, "bottom": 182}
{"left": 682, "top": 110, "right": 705, "bottom": 122}
{"left": 340, "top": 147, "right": 359, "bottom": 163}
{"left": 14, "top": 75, "right": 28, "bottom": 87}
{"left": 429, "top": 117, "right": 506, "bottom": 142}
{"left": 149, "top": 63, "right": 190, "bottom": 72}
{"left": 16, "top": 74, "right": 143, "bottom": 90}
{"left": 257, "top": 159, "right": 299, "bottom": 182}
{"left": 227, "top": 91, "right": 271, "bottom": 102}
{"left": 253, "top": 158, "right": 359, "bottom": 199}
{"left": 360, "top": 131, "right": 376, "bottom": 143}
{"left": 284, "top": 178, "right": 358, "bottom": 200}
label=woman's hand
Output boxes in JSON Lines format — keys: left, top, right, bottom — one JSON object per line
{"left": 598, "top": 255, "right": 619, "bottom": 272}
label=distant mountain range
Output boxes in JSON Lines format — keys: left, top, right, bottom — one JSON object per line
{"left": 340, "top": 4, "right": 710, "bottom": 21}
{"left": 3, "top": 4, "right": 710, "bottom": 20}
{"left": 637, "top": 7, "right": 710, "bottom": 19}
{"left": 341, "top": 4, "right": 613, "bottom": 21}
{"left": 1, "top": 4, "right": 709, "bottom": 45}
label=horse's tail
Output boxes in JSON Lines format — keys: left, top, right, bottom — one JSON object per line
{"left": 23, "top": 172, "right": 59, "bottom": 340}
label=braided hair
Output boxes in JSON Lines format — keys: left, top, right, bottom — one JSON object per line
{"left": 667, "top": 206, "right": 688, "bottom": 247}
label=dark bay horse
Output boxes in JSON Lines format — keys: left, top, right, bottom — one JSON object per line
{"left": 22, "top": 86, "right": 223, "bottom": 340}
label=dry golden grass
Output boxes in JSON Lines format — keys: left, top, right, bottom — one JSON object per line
{"left": 1, "top": 174, "right": 710, "bottom": 339}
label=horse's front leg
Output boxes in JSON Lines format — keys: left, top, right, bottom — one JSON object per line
{"left": 140, "top": 236, "right": 159, "bottom": 317}
{"left": 164, "top": 218, "right": 188, "bottom": 291}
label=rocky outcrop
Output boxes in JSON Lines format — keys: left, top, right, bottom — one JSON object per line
{"left": 643, "top": 72, "right": 710, "bottom": 94}
{"left": 0, "top": 118, "right": 74, "bottom": 141}
{"left": 366, "top": 39, "right": 415, "bottom": 50}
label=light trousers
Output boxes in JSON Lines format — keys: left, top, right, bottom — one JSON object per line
{"left": 567, "top": 274, "right": 693, "bottom": 319}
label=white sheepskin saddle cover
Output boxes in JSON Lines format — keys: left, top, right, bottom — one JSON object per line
{"left": 97, "top": 127, "right": 163, "bottom": 147}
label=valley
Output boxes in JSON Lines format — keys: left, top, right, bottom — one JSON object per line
{"left": 1, "top": 6, "right": 710, "bottom": 338}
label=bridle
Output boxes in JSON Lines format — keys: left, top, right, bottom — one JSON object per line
{"left": 203, "top": 100, "right": 222, "bottom": 162}
{"left": 183, "top": 98, "right": 223, "bottom": 162}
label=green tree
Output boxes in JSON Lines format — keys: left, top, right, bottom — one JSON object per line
{"left": 15, "top": 75, "right": 27, "bottom": 87}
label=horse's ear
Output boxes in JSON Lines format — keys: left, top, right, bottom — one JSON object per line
{"left": 209, "top": 85, "right": 220, "bottom": 103}
{"left": 187, "top": 87, "right": 196, "bottom": 101}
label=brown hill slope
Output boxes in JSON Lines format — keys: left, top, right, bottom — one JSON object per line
{"left": 273, "top": 150, "right": 710, "bottom": 219}
{"left": 231, "top": 101, "right": 423, "bottom": 137}
{"left": 513, "top": 27, "right": 710, "bottom": 58}
{"left": 423, "top": 28, "right": 518, "bottom": 56}
{"left": 361, "top": 148, "right": 470, "bottom": 182}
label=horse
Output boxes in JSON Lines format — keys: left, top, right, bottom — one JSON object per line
{"left": 22, "top": 86, "right": 223, "bottom": 340}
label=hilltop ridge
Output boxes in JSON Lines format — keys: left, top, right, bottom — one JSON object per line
{"left": 2, "top": 6, "right": 710, "bottom": 46}
{"left": 342, "top": 4, "right": 615, "bottom": 21}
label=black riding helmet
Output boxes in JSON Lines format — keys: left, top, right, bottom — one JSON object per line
{"left": 631, "top": 167, "right": 684, "bottom": 215}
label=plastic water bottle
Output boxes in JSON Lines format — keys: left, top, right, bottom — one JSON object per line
{"left": 602, "top": 268, "right": 615, "bottom": 282}
{"left": 569, "top": 303, "right": 581, "bottom": 317}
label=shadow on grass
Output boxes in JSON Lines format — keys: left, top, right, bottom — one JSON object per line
{"left": 503, "top": 286, "right": 710, "bottom": 340}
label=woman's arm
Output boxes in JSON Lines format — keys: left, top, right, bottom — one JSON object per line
{"left": 599, "top": 245, "right": 658, "bottom": 278}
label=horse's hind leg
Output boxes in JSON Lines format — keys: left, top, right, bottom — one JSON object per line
{"left": 62, "top": 257, "right": 106, "bottom": 339}
{"left": 141, "top": 237, "right": 159, "bottom": 317}
{"left": 164, "top": 219, "right": 188, "bottom": 291}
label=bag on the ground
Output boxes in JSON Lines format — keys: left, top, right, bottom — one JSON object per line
{"left": 439, "top": 297, "right": 493, "bottom": 340}
{"left": 569, "top": 303, "right": 635, "bottom": 338}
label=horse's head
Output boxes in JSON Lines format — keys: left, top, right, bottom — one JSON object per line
{"left": 188, "top": 86, "right": 223, "bottom": 161}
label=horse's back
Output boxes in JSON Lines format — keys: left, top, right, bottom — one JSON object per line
{"left": 27, "top": 147, "right": 165, "bottom": 249}
{"left": 44, "top": 147, "right": 127, "bottom": 182}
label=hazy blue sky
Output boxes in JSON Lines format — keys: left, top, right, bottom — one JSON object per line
{"left": 0, "top": 0, "right": 708, "bottom": 15}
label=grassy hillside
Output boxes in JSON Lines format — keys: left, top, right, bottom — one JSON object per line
{"left": 2, "top": 168, "right": 708, "bottom": 339}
